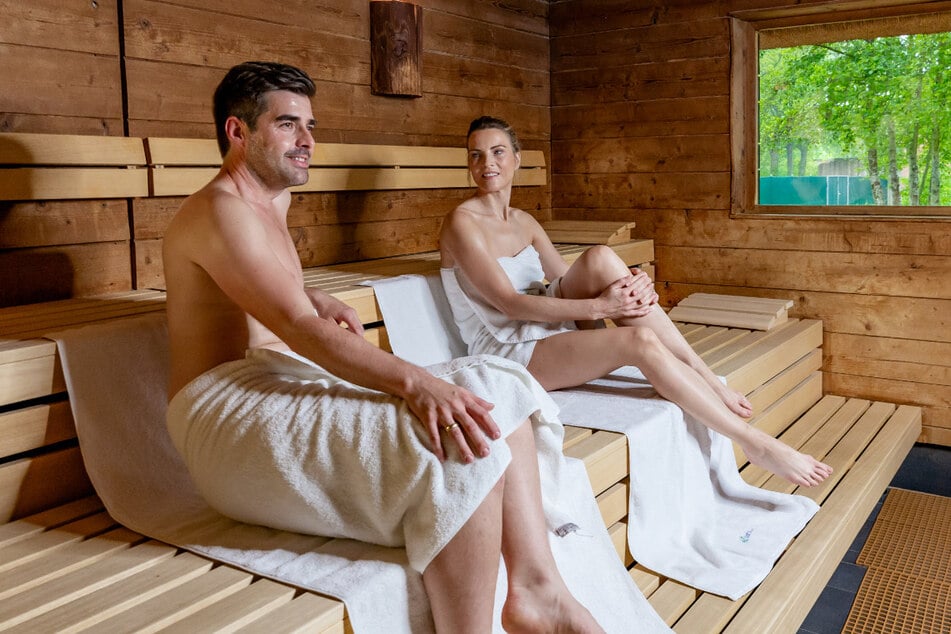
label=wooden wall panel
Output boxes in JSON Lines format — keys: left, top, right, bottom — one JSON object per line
{"left": 0, "top": 243, "right": 133, "bottom": 307}
{"left": 0, "top": 0, "right": 122, "bottom": 134}
{"left": 0, "top": 201, "right": 130, "bottom": 249}
{"left": 3, "top": 0, "right": 550, "bottom": 308}
{"left": 550, "top": 0, "right": 950, "bottom": 444}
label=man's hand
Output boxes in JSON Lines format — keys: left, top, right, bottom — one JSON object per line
{"left": 403, "top": 372, "right": 500, "bottom": 463}
{"left": 307, "top": 289, "right": 364, "bottom": 335}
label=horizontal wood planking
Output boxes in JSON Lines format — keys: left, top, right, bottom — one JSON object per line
{"left": 0, "top": 243, "right": 133, "bottom": 309}
{"left": 0, "top": 168, "right": 148, "bottom": 201}
{"left": 549, "top": 1, "right": 947, "bottom": 447}
{"left": 0, "top": 447, "right": 94, "bottom": 523}
{"left": 0, "top": 201, "right": 130, "bottom": 250}
{"left": 656, "top": 245, "right": 950, "bottom": 301}
{"left": 664, "top": 281, "right": 949, "bottom": 442}
{"left": 147, "top": 138, "right": 546, "bottom": 169}
{"left": 0, "top": 44, "right": 122, "bottom": 123}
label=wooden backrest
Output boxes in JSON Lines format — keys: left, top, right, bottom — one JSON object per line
{"left": 0, "top": 133, "right": 148, "bottom": 200}
{"left": 146, "top": 137, "right": 547, "bottom": 196}
{"left": 0, "top": 132, "right": 547, "bottom": 201}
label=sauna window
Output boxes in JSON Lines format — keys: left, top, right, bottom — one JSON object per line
{"left": 731, "top": 6, "right": 951, "bottom": 217}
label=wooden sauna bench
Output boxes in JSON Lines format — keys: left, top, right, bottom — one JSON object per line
{"left": 0, "top": 132, "right": 921, "bottom": 631}
{"left": 0, "top": 280, "right": 921, "bottom": 632}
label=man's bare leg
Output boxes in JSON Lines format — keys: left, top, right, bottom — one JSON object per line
{"left": 559, "top": 245, "right": 752, "bottom": 418}
{"left": 424, "top": 477, "right": 503, "bottom": 633}
{"left": 527, "top": 328, "right": 832, "bottom": 488}
{"left": 499, "top": 421, "right": 604, "bottom": 634}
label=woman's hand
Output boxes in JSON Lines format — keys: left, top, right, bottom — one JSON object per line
{"left": 596, "top": 273, "right": 655, "bottom": 320}
{"left": 403, "top": 372, "right": 500, "bottom": 463}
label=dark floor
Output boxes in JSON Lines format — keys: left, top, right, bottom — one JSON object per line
{"left": 797, "top": 443, "right": 951, "bottom": 634}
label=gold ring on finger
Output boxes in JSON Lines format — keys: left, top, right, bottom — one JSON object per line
{"left": 443, "top": 422, "right": 459, "bottom": 432}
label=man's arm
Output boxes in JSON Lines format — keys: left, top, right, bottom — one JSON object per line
{"left": 304, "top": 287, "right": 364, "bottom": 335}
{"left": 190, "top": 195, "right": 499, "bottom": 462}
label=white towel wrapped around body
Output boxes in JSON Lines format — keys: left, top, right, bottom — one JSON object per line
{"left": 370, "top": 269, "right": 820, "bottom": 600}
{"left": 166, "top": 347, "right": 570, "bottom": 573}
{"left": 439, "top": 245, "right": 574, "bottom": 366}
{"left": 55, "top": 314, "right": 673, "bottom": 633}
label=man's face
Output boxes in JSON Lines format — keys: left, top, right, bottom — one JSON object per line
{"left": 244, "top": 90, "right": 316, "bottom": 190}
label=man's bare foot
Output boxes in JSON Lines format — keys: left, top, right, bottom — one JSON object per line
{"left": 743, "top": 433, "right": 833, "bottom": 488}
{"left": 502, "top": 579, "right": 605, "bottom": 634}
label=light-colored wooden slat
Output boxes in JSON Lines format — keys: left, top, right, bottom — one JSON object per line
{"left": 235, "top": 592, "right": 347, "bottom": 634}
{"left": 630, "top": 564, "right": 661, "bottom": 597}
{"left": 721, "top": 405, "right": 920, "bottom": 634}
{"left": 711, "top": 320, "right": 823, "bottom": 395}
{"left": 682, "top": 325, "right": 731, "bottom": 347}
{"left": 0, "top": 446, "right": 93, "bottom": 524}
{"left": 0, "top": 352, "right": 64, "bottom": 406}
{"left": 649, "top": 580, "right": 701, "bottom": 626}
{"left": 678, "top": 293, "right": 793, "bottom": 313}
{"left": 0, "top": 511, "right": 115, "bottom": 573}
{"left": 0, "top": 540, "right": 175, "bottom": 629}
{"left": 0, "top": 496, "right": 102, "bottom": 548}
{"left": 86, "top": 564, "right": 253, "bottom": 633}
{"left": 563, "top": 430, "right": 628, "bottom": 496}
{"left": 690, "top": 328, "right": 750, "bottom": 358}
{"left": 146, "top": 137, "right": 545, "bottom": 169}
{"left": 542, "top": 220, "right": 635, "bottom": 245}
{"left": 742, "top": 371, "right": 822, "bottom": 449}
{"left": 0, "top": 133, "right": 146, "bottom": 166}
{"left": 0, "top": 337, "right": 56, "bottom": 363}
{"left": 0, "top": 400, "right": 75, "bottom": 460}
{"left": 151, "top": 166, "right": 546, "bottom": 196}
{"left": 0, "top": 527, "right": 142, "bottom": 603}
{"left": 668, "top": 305, "right": 784, "bottom": 331}
{"left": 597, "top": 481, "right": 629, "bottom": 528}
{"left": 607, "top": 521, "right": 629, "bottom": 566}
{"left": 159, "top": 578, "right": 297, "bottom": 633}
{"left": 0, "top": 167, "right": 149, "bottom": 201}
{"left": 7, "top": 552, "right": 213, "bottom": 634}
{"left": 562, "top": 425, "right": 592, "bottom": 450}
{"left": 744, "top": 349, "right": 821, "bottom": 414}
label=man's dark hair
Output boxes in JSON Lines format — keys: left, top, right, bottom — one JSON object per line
{"left": 467, "top": 116, "right": 521, "bottom": 154}
{"left": 212, "top": 61, "right": 316, "bottom": 157}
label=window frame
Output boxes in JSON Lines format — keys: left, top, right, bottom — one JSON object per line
{"left": 729, "top": 0, "right": 951, "bottom": 219}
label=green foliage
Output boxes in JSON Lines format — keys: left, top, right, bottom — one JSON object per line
{"left": 758, "top": 31, "right": 951, "bottom": 205}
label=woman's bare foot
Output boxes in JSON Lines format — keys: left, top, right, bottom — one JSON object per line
{"left": 742, "top": 432, "right": 832, "bottom": 488}
{"left": 502, "top": 578, "right": 605, "bottom": 634}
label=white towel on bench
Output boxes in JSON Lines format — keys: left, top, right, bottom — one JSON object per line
{"left": 52, "top": 313, "right": 671, "bottom": 633}
{"left": 369, "top": 273, "right": 820, "bottom": 600}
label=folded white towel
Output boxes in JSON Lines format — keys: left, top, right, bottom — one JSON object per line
{"left": 372, "top": 273, "right": 819, "bottom": 600}
{"left": 53, "top": 313, "right": 671, "bottom": 633}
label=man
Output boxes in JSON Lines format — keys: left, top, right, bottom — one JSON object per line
{"left": 162, "top": 61, "right": 603, "bottom": 633}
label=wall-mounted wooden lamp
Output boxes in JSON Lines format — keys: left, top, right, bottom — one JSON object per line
{"left": 370, "top": 0, "right": 422, "bottom": 98}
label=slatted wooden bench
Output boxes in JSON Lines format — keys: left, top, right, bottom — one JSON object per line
{"left": 0, "top": 133, "right": 921, "bottom": 632}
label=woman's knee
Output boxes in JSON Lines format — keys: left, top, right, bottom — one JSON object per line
{"left": 562, "top": 245, "right": 630, "bottom": 297}
{"left": 623, "top": 326, "right": 665, "bottom": 359}
{"left": 581, "top": 244, "right": 627, "bottom": 274}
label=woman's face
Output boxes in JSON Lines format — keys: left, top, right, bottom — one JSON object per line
{"left": 467, "top": 128, "right": 521, "bottom": 193}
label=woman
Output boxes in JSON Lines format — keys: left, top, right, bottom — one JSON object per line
{"left": 439, "top": 116, "right": 832, "bottom": 488}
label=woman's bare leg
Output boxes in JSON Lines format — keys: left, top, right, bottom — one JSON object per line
{"left": 499, "top": 421, "right": 604, "bottom": 634}
{"left": 527, "top": 328, "right": 831, "bottom": 488}
{"left": 424, "top": 477, "right": 503, "bottom": 633}
{"left": 559, "top": 245, "right": 752, "bottom": 417}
